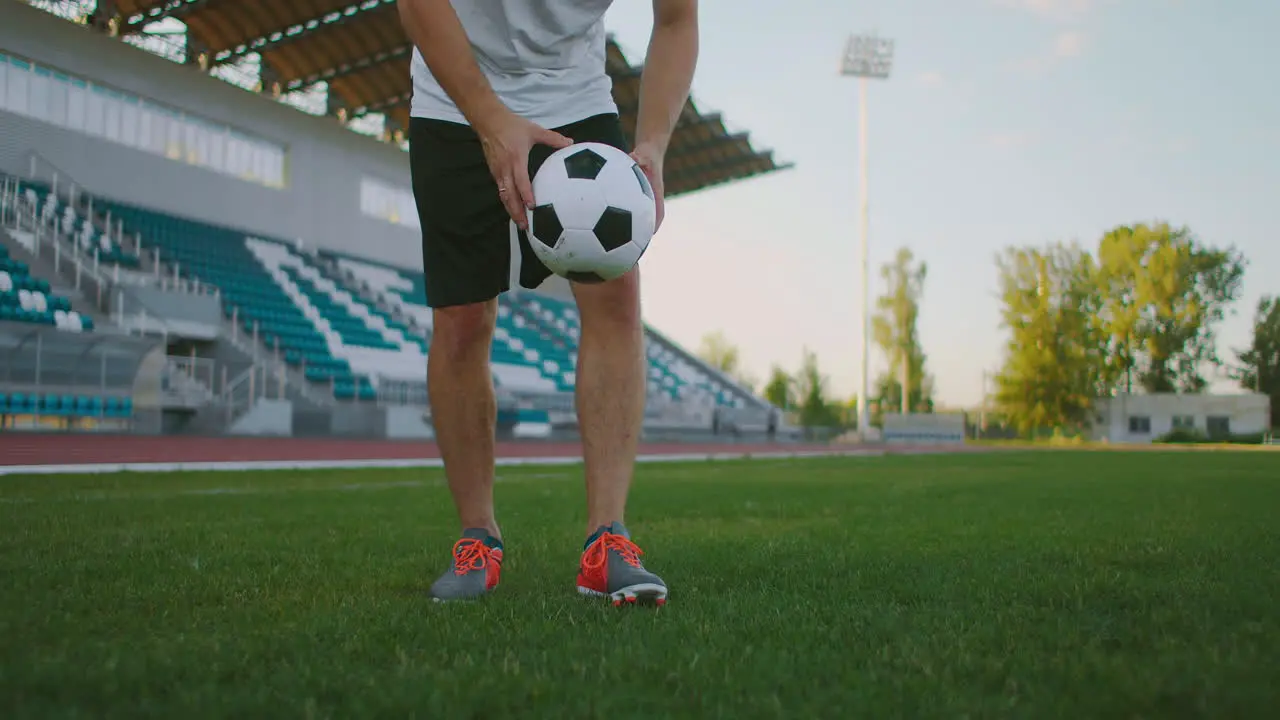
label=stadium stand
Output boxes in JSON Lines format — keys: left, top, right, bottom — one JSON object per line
{"left": 325, "top": 250, "right": 764, "bottom": 410}
{"left": 6, "top": 183, "right": 580, "bottom": 404}
{"left": 0, "top": 0, "right": 793, "bottom": 440}
{"left": 0, "top": 227, "right": 93, "bottom": 333}
{"left": 12, "top": 179, "right": 141, "bottom": 269}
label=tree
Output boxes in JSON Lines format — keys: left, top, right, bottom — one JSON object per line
{"left": 1095, "top": 223, "right": 1246, "bottom": 393}
{"left": 696, "top": 330, "right": 756, "bottom": 390}
{"left": 992, "top": 242, "right": 1106, "bottom": 436}
{"left": 762, "top": 365, "right": 795, "bottom": 410}
{"left": 871, "top": 247, "right": 932, "bottom": 413}
{"left": 794, "top": 348, "right": 842, "bottom": 429}
{"left": 697, "top": 330, "right": 741, "bottom": 376}
{"left": 1231, "top": 296, "right": 1280, "bottom": 427}
{"left": 872, "top": 374, "right": 935, "bottom": 425}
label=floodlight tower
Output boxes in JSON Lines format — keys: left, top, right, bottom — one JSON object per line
{"left": 841, "top": 32, "right": 894, "bottom": 439}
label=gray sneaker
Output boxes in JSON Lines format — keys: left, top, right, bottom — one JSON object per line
{"left": 429, "top": 528, "right": 504, "bottom": 602}
{"left": 576, "top": 521, "right": 668, "bottom": 606}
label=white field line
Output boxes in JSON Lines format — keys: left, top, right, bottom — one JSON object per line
{"left": 0, "top": 448, "right": 884, "bottom": 477}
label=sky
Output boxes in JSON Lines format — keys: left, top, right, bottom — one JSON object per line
{"left": 598, "top": 0, "right": 1280, "bottom": 407}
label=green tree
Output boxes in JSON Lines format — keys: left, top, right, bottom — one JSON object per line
{"left": 794, "top": 348, "right": 842, "bottom": 429}
{"left": 1231, "top": 296, "right": 1280, "bottom": 427}
{"left": 697, "top": 330, "right": 741, "bottom": 377}
{"left": 993, "top": 242, "right": 1105, "bottom": 436}
{"left": 696, "top": 330, "right": 756, "bottom": 391}
{"left": 872, "top": 374, "right": 935, "bottom": 425}
{"left": 1095, "top": 223, "right": 1246, "bottom": 393}
{"left": 871, "top": 247, "right": 932, "bottom": 414}
{"left": 762, "top": 365, "right": 795, "bottom": 410}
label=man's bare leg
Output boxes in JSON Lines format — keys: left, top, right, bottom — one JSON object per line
{"left": 429, "top": 299, "right": 501, "bottom": 538}
{"left": 427, "top": 299, "right": 505, "bottom": 602}
{"left": 571, "top": 268, "right": 669, "bottom": 605}
{"left": 571, "top": 269, "right": 647, "bottom": 533}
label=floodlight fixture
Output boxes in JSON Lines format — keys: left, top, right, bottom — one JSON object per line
{"left": 841, "top": 33, "right": 895, "bottom": 79}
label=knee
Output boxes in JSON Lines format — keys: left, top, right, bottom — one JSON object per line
{"left": 575, "top": 268, "right": 642, "bottom": 335}
{"left": 431, "top": 300, "right": 496, "bottom": 364}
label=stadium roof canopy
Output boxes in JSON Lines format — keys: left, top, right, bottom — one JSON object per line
{"left": 75, "top": 0, "right": 792, "bottom": 198}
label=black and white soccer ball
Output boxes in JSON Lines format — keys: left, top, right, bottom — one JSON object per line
{"left": 526, "top": 142, "right": 657, "bottom": 284}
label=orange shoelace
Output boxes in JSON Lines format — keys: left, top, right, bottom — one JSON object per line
{"left": 582, "top": 532, "right": 644, "bottom": 570}
{"left": 451, "top": 538, "right": 497, "bottom": 576}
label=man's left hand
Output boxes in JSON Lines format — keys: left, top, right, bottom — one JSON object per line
{"left": 630, "top": 142, "right": 666, "bottom": 232}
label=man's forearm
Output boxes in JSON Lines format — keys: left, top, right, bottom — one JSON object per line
{"left": 397, "top": 0, "right": 506, "bottom": 130}
{"left": 634, "top": 4, "right": 699, "bottom": 156}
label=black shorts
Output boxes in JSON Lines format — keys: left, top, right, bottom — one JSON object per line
{"left": 409, "top": 113, "right": 629, "bottom": 309}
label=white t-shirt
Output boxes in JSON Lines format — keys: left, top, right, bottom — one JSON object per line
{"left": 410, "top": 0, "right": 619, "bottom": 129}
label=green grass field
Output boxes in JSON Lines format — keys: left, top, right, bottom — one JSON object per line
{"left": 2, "top": 451, "right": 1278, "bottom": 718}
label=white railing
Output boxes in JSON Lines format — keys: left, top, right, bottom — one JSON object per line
{"left": 4, "top": 169, "right": 332, "bottom": 408}
{"left": 221, "top": 306, "right": 329, "bottom": 406}
{"left": 162, "top": 355, "right": 216, "bottom": 407}
{"left": 218, "top": 361, "right": 291, "bottom": 424}
{"left": 374, "top": 377, "right": 429, "bottom": 408}
{"left": 1, "top": 179, "right": 115, "bottom": 314}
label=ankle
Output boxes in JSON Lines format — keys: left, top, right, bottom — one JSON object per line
{"left": 462, "top": 522, "right": 501, "bottom": 542}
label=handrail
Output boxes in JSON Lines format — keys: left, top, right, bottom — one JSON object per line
{"left": 21, "top": 151, "right": 223, "bottom": 300}
{"left": 23, "top": 151, "right": 140, "bottom": 259}
{"left": 5, "top": 171, "right": 329, "bottom": 407}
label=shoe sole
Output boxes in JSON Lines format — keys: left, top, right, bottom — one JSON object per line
{"left": 577, "top": 583, "right": 668, "bottom": 607}
{"left": 431, "top": 585, "right": 498, "bottom": 603}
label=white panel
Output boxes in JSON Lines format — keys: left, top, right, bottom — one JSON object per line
{"left": 166, "top": 113, "right": 183, "bottom": 159}
{"left": 268, "top": 147, "right": 285, "bottom": 187}
{"left": 46, "top": 74, "right": 67, "bottom": 128}
{"left": 253, "top": 144, "right": 267, "bottom": 184}
{"left": 208, "top": 131, "right": 225, "bottom": 174}
{"left": 6, "top": 60, "right": 29, "bottom": 115}
{"left": 103, "top": 93, "right": 121, "bottom": 143}
{"left": 65, "top": 82, "right": 86, "bottom": 132}
{"left": 197, "top": 123, "right": 211, "bottom": 167}
{"left": 84, "top": 85, "right": 104, "bottom": 137}
{"left": 119, "top": 100, "right": 139, "bottom": 148}
{"left": 183, "top": 119, "right": 199, "bottom": 165}
{"left": 28, "top": 69, "right": 50, "bottom": 122}
{"left": 145, "top": 108, "right": 166, "bottom": 156}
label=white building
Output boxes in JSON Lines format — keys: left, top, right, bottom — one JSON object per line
{"left": 1091, "top": 392, "right": 1271, "bottom": 443}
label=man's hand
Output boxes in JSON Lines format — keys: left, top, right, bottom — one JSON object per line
{"left": 476, "top": 110, "right": 574, "bottom": 230}
{"left": 398, "top": 0, "right": 573, "bottom": 229}
{"left": 630, "top": 142, "right": 666, "bottom": 232}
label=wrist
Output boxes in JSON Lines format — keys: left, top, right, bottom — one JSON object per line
{"left": 633, "top": 134, "right": 670, "bottom": 162}
{"left": 464, "top": 94, "right": 511, "bottom": 136}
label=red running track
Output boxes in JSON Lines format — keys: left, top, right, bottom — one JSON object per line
{"left": 0, "top": 433, "right": 889, "bottom": 467}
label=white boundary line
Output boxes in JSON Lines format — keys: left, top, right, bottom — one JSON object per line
{"left": 0, "top": 448, "right": 883, "bottom": 476}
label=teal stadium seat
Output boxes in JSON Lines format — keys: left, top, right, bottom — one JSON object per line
{"left": 9, "top": 178, "right": 141, "bottom": 268}
{"left": 8, "top": 392, "right": 30, "bottom": 413}
{"left": 0, "top": 217, "right": 92, "bottom": 332}
{"left": 90, "top": 199, "right": 448, "bottom": 400}
{"left": 515, "top": 289, "right": 750, "bottom": 408}
{"left": 323, "top": 248, "right": 755, "bottom": 407}
{"left": 325, "top": 250, "right": 582, "bottom": 395}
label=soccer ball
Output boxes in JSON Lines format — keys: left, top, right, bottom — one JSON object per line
{"left": 526, "top": 142, "right": 657, "bottom": 284}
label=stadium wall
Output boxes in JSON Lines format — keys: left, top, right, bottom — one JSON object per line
{"left": 0, "top": 1, "right": 422, "bottom": 270}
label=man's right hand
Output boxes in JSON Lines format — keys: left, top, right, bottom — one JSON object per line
{"left": 476, "top": 109, "right": 574, "bottom": 230}
{"left": 397, "top": 1, "right": 573, "bottom": 229}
